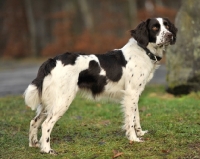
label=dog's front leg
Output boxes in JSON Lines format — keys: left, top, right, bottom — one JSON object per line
{"left": 134, "top": 105, "right": 148, "bottom": 137}
{"left": 122, "top": 91, "right": 143, "bottom": 142}
{"left": 135, "top": 103, "right": 148, "bottom": 137}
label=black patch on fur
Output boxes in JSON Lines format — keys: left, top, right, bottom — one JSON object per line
{"left": 48, "top": 117, "right": 52, "bottom": 123}
{"left": 147, "top": 18, "right": 160, "bottom": 43}
{"left": 78, "top": 60, "right": 107, "bottom": 96}
{"left": 96, "top": 50, "right": 127, "bottom": 82}
{"left": 130, "top": 18, "right": 162, "bottom": 47}
{"left": 32, "top": 58, "right": 56, "bottom": 96}
{"left": 54, "top": 52, "right": 79, "bottom": 66}
{"left": 130, "top": 19, "right": 150, "bottom": 48}
{"left": 46, "top": 138, "right": 49, "bottom": 142}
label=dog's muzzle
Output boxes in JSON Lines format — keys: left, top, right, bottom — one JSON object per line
{"left": 165, "top": 32, "right": 174, "bottom": 45}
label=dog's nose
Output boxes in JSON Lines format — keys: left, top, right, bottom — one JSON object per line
{"left": 166, "top": 32, "right": 173, "bottom": 38}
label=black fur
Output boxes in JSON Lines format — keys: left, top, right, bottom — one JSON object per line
{"left": 130, "top": 19, "right": 150, "bottom": 48}
{"left": 32, "top": 58, "right": 56, "bottom": 96}
{"left": 54, "top": 52, "right": 79, "bottom": 66}
{"left": 78, "top": 60, "right": 107, "bottom": 96}
{"left": 147, "top": 18, "right": 160, "bottom": 43}
{"left": 96, "top": 50, "right": 127, "bottom": 82}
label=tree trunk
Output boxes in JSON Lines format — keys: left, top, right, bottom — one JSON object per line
{"left": 24, "top": 0, "right": 38, "bottom": 57}
{"left": 127, "top": 0, "right": 137, "bottom": 28}
{"left": 77, "top": 0, "right": 93, "bottom": 31}
{"left": 166, "top": 0, "right": 200, "bottom": 95}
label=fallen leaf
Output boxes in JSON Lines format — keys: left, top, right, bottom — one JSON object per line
{"left": 112, "top": 150, "right": 123, "bottom": 158}
{"left": 146, "top": 113, "right": 151, "bottom": 117}
{"left": 26, "top": 106, "right": 30, "bottom": 109}
{"left": 99, "top": 120, "right": 111, "bottom": 126}
{"left": 145, "top": 138, "right": 150, "bottom": 141}
{"left": 162, "top": 149, "right": 170, "bottom": 153}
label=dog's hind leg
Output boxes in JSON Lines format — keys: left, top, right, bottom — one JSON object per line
{"left": 29, "top": 105, "right": 47, "bottom": 147}
{"left": 39, "top": 90, "right": 77, "bottom": 154}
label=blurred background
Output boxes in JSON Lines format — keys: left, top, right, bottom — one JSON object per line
{"left": 1, "top": 0, "right": 200, "bottom": 96}
{"left": 0, "top": 0, "right": 181, "bottom": 58}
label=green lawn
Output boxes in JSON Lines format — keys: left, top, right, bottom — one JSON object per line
{"left": 0, "top": 85, "right": 199, "bottom": 159}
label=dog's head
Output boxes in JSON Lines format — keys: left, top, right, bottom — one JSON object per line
{"left": 130, "top": 18, "right": 178, "bottom": 48}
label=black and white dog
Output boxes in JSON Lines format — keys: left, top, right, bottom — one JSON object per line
{"left": 24, "top": 17, "right": 177, "bottom": 154}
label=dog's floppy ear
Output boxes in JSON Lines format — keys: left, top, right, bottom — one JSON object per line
{"left": 130, "top": 19, "right": 150, "bottom": 48}
{"left": 164, "top": 18, "right": 178, "bottom": 45}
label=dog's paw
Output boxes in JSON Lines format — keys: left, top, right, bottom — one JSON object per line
{"left": 129, "top": 137, "right": 144, "bottom": 144}
{"left": 136, "top": 130, "right": 148, "bottom": 137}
{"left": 41, "top": 149, "right": 58, "bottom": 155}
{"left": 48, "top": 149, "right": 58, "bottom": 155}
{"left": 29, "top": 141, "right": 40, "bottom": 148}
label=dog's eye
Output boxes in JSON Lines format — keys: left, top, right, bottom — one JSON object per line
{"left": 164, "top": 21, "right": 169, "bottom": 29}
{"left": 152, "top": 26, "right": 159, "bottom": 31}
{"left": 165, "top": 25, "right": 169, "bottom": 29}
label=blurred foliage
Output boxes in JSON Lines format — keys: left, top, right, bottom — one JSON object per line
{"left": 0, "top": 0, "right": 181, "bottom": 58}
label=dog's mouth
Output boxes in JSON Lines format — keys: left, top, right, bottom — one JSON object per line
{"left": 157, "top": 37, "right": 173, "bottom": 47}
{"left": 157, "top": 31, "right": 174, "bottom": 46}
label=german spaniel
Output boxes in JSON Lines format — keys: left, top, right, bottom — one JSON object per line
{"left": 24, "top": 17, "right": 177, "bottom": 154}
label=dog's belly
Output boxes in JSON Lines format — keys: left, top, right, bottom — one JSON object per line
{"left": 101, "top": 78, "right": 125, "bottom": 100}
{"left": 78, "top": 77, "right": 125, "bottom": 102}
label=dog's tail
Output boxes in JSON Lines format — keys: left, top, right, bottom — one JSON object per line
{"left": 24, "top": 58, "right": 56, "bottom": 110}
{"left": 24, "top": 84, "right": 41, "bottom": 110}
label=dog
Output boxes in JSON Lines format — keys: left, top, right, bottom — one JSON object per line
{"left": 24, "top": 17, "right": 177, "bottom": 154}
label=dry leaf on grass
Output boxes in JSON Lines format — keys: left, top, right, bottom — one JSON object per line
{"left": 112, "top": 150, "right": 123, "bottom": 158}
{"left": 162, "top": 149, "right": 170, "bottom": 153}
{"left": 26, "top": 106, "right": 30, "bottom": 109}
{"left": 129, "top": 140, "right": 133, "bottom": 144}
{"left": 146, "top": 113, "right": 151, "bottom": 117}
{"left": 99, "top": 120, "right": 111, "bottom": 126}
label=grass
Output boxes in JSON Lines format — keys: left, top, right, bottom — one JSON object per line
{"left": 0, "top": 85, "right": 200, "bottom": 159}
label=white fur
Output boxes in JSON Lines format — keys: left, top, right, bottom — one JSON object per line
{"left": 24, "top": 84, "right": 40, "bottom": 110}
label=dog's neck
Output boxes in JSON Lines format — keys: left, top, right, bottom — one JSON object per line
{"left": 137, "top": 43, "right": 163, "bottom": 62}
{"left": 122, "top": 38, "right": 166, "bottom": 63}
{"left": 146, "top": 43, "right": 165, "bottom": 59}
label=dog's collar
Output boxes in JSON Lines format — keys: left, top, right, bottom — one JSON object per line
{"left": 138, "top": 44, "right": 162, "bottom": 62}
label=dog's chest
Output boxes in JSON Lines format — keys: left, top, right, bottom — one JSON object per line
{"left": 102, "top": 58, "right": 156, "bottom": 98}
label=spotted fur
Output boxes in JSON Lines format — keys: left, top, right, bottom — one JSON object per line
{"left": 24, "top": 17, "right": 177, "bottom": 154}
